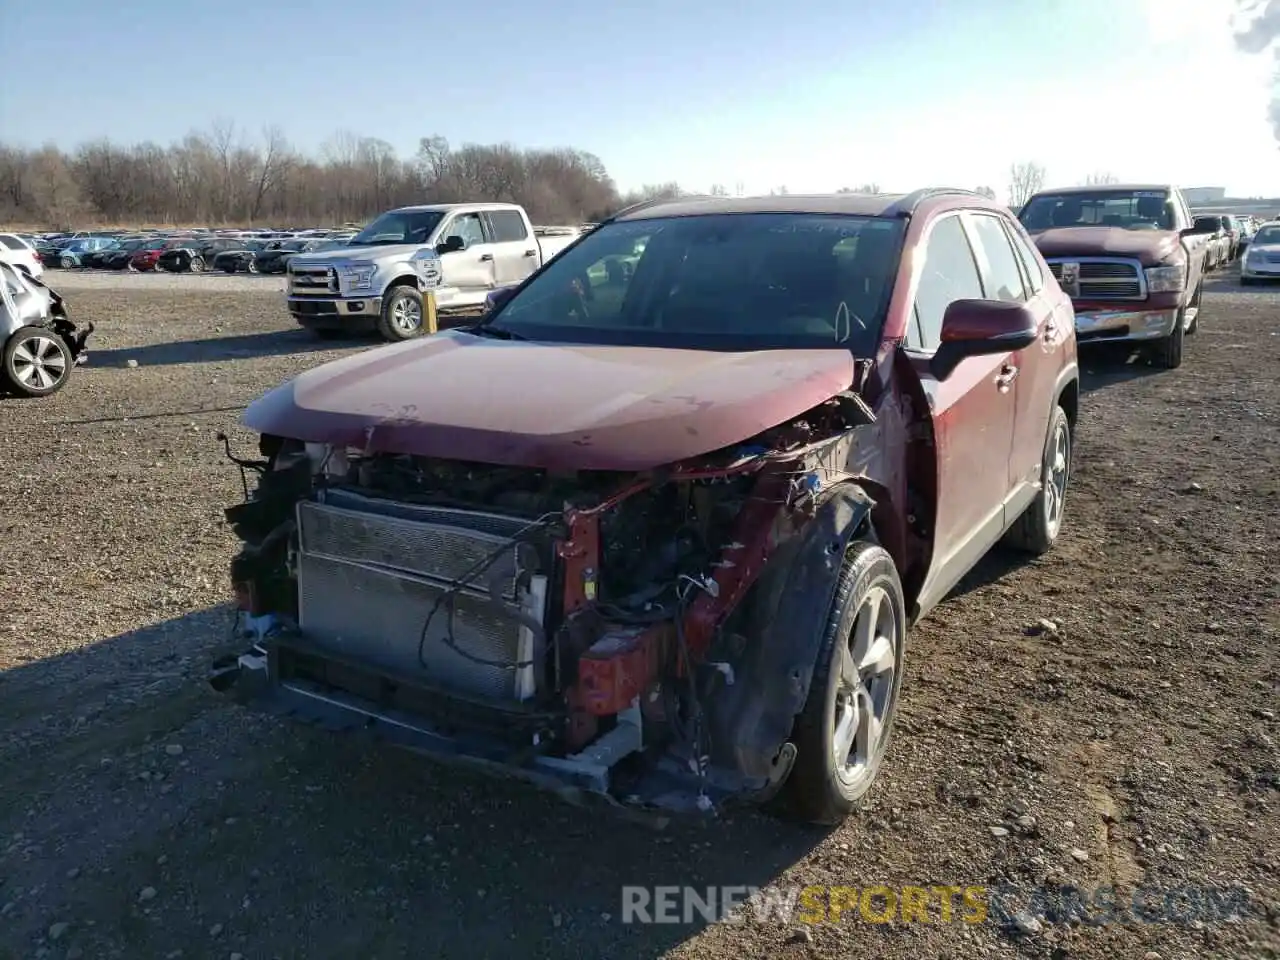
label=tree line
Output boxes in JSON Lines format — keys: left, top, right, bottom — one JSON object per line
{"left": 0, "top": 122, "right": 1063, "bottom": 229}
{"left": 0, "top": 125, "right": 696, "bottom": 229}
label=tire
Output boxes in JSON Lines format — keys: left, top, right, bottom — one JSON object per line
{"left": 377, "top": 285, "right": 426, "bottom": 342}
{"left": 247, "top": 260, "right": 259, "bottom": 274}
{"left": 59, "top": 256, "right": 74, "bottom": 269}
{"left": 127, "top": 260, "right": 139, "bottom": 273}
{"left": 189, "top": 256, "right": 206, "bottom": 273}
{"left": 2, "top": 327, "right": 73, "bottom": 398}
{"left": 782, "top": 540, "right": 907, "bottom": 825}
{"left": 1150, "top": 306, "right": 1185, "bottom": 369}
{"left": 1003, "top": 405, "right": 1072, "bottom": 555}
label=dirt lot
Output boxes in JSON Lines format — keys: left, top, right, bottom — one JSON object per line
{"left": 1, "top": 272, "right": 1277, "bottom": 960}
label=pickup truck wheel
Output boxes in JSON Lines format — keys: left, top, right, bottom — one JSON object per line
{"left": 1151, "top": 307, "right": 1185, "bottom": 369}
{"left": 378, "top": 286, "right": 425, "bottom": 341}
{"left": 2, "top": 327, "right": 73, "bottom": 398}
{"left": 1003, "top": 405, "right": 1071, "bottom": 555}
{"left": 783, "top": 541, "right": 906, "bottom": 825}
{"left": 1184, "top": 285, "right": 1202, "bottom": 335}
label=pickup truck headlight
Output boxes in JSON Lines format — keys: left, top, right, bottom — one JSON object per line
{"left": 1144, "top": 263, "right": 1186, "bottom": 293}
{"left": 339, "top": 262, "right": 377, "bottom": 292}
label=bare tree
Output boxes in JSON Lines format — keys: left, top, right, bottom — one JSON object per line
{"left": 1084, "top": 171, "right": 1120, "bottom": 185}
{"left": 1008, "top": 162, "right": 1047, "bottom": 208}
{"left": 0, "top": 128, "right": 662, "bottom": 228}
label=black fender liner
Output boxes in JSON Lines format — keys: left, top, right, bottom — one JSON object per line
{"left": 705, "top": 483, "right": 875, "bottom": 786}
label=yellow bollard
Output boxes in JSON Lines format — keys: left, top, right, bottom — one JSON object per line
{"left": 423, "top": 289, "right": 438, "bottom": 335}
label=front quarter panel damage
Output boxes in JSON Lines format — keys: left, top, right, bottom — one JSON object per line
{"left": 704, "top": 484, "right": 875, "bottom": 790}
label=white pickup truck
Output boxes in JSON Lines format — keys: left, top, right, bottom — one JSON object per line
{"left": 285, "top": 202, "right": 581, "bottom": 341}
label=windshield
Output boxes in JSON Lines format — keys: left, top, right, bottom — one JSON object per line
{"left": 348, "top": 210, "right": 444, "bottom": 246}
{"left": 1019, "top": 190, "right": 1174, "bottom": 232}
{"left": 1253, "top": 226, "right": 1280, "bottom": 245}
{"left": 486, "top": 213, "right": 904, "bottom": 353}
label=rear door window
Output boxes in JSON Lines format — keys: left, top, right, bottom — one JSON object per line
{"left": 967, "top": 214, "right": 1028, "bottom": 302}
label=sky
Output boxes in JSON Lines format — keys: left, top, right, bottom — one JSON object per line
{"left": 2, "top": 0, "right": 1278, "bottom": 199}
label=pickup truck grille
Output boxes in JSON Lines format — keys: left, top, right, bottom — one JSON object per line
{"left": 289, "top": 265, "right": 338, "bottom": 296}
{"left": 294, "top": 491, "right": 548, "bottom": 703}
{"left": 1045, "top": 257, "right": 1145, "bottom": 301}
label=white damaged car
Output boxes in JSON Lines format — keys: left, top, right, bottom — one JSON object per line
{"left": 1, "top": 261, "right": 93, "bottom": 397}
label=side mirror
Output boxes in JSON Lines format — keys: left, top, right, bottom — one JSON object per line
{"left": 484, "top": 285, "right": 519, "bottom": 314}
{"left": 930, "top": 299, "right": 1038, "bottom": 380}
{"left": 438, "top": 235, "right": 466, "bottom": 254}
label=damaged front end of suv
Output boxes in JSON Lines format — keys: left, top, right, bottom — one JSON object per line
{"left": 212, "top": 369, "right": 896, "bottom": 818}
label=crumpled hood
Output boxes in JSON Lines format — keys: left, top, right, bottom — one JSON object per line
{"left": 243, "top": 330, "right": 857, "bottom": 470}
{"left": 1029, "top": 227, "right": 1183, "bottom": 266}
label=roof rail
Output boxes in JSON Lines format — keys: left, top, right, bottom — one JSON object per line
{"left": 886, "top": 188, "right": 995, "bottom": 218}
{"left": 601, "top": 193, "right": 717, "bottom": 225}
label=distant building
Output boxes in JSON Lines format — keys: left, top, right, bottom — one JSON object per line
{"left": 1183, "top": 187, "right": 1227, "bottom": 204}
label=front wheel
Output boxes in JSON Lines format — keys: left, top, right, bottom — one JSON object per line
{"left": 59, "top": 256, "right": 74, "bottom": 269}
{"left": 377, "top": 286, "right": 426, "bottom": 341}
{"left": 1150, "top": 307, "right": 1186, "bottom": 369}
{"left": 1003, "top": 404, "right": 1071, "bottom": 555}
{"left": 2, "top": 327, "right": 73, "bottom": 397}
{"left": 782, "top": 541, "right": 907, "bottom": 825}
{"left": 189, "top": 256, "right": 206, "bottom": 273}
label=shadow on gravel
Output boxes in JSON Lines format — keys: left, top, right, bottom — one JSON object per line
{"left": 0, "top": 606, "right": 829, "bottom": 958}
{"left": 91, "top": 330, "right": 367, "bottom": 369}
{"left": 1078, "top": 342, "right": 1165, "bottom": 395}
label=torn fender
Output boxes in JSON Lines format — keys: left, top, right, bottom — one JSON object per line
{"left": 705, "top": 483, "right": 875, "bottom": 784}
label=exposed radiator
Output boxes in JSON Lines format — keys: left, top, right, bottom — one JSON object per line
{"left": 295, "top": 494, "right": 548, "bottom": 701}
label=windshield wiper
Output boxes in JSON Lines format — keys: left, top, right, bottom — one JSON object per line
{"left": 463, "top": 323, "right": 528, "bottom": 341}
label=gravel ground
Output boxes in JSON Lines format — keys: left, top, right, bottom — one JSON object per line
{"left": 1, "top": 273, "right": 1277, "bottom": 960}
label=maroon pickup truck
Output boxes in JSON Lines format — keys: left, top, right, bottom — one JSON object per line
{"left": 212, "top": 191, "right": 1078, "bottom": 824}
{"left": 1018, "top": 184, "right": 1210, "bottom": 370}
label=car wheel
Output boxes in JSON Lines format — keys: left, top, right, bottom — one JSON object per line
{"left": 1003, "top": 404, "right": 1072, "bottom": 555}
{"left": 59, "top": 256, "right": 74, "bottom": 269}
{"left": 247, "top": 261, "right": 259, "bottom": 274}
{"left": 2, "top": 328, "right": 73, "bottom": 398}
{"left": 377, "top": 286, "right": 426, "bottom": 341}
{"left": 1151, "top": 306, "right": 1186, "bottom": 370}
{"left": 189, "top": 256, "right": 206, "bottom": 273}
{"left": 127, "top": 260, "right": 139, "bottom": 272}
{"left": 782, "top": 540, "right": 906, "bottom": 825}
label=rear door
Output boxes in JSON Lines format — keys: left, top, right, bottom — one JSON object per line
{"left": 437, "top": 211, "right": 496, "bottom": 293}
{"left": 485, "top": 209, "right": 540, "bottom": 284}
{"left": 905, "top": 212, "right": 1019, "bottom": 596}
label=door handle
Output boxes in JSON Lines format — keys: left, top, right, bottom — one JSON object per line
{"left": 523, "top": 249, "right": 537, "bottom": 257}
{"left": 995, "top": 364, "right": 1018, "bottom": 392}
{"left": 478, "top": 253, "right": 494, "bottom": 262}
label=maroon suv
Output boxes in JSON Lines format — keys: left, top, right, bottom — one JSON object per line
{"left": 213, "top": 190, "right": 1079, "bottom": 824}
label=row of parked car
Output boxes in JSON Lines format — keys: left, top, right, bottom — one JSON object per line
{"left": 5, "top": 228, "right": 356, "bottom": 277}
{"left": 1192, "top": 212, "right": 1262, "bottom": 270}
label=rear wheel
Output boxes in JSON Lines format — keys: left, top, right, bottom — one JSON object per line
{"left": 377, "top": 286, "right": 426, "bottom": 341}
{"left": 783, "top": 541, "right": 906, "bottom": 825}
{"left": 189, "top": 256, "right": 206, "bottom": 273}
{"left": 1003, "top": 404, "right": 1071, "bottom": 555}
{"left": 59, "top": 256, "right": 74, "bottom": 269}
{"left": 2, "top": 328, "right": 73, "bottom": 398}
